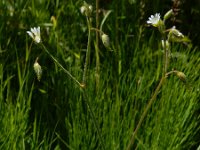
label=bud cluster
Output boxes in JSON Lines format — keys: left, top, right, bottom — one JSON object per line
{"left": 80, "top": 1, "right": 93, "bottom": 17}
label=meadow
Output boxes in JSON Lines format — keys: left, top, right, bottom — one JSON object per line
{"left": 0, "top": 0, "right": 200, "bottom": 149}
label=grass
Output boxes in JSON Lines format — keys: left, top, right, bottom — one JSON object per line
{"left": 0, "top": 0, "right": 200, "bottom": 150}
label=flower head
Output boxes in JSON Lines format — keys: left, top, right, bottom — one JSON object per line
{"left": 27, "top": 27, "right": 41, "bottom": 43}
{"left": 147, "top": 13, "right": 161, "bottom": 27}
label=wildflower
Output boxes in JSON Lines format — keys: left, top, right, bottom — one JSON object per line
{"left": 27, "top": 27, "right": 41, "bottom": 43}
{"left": 33, "top": 57, "right": 42, "bottom": 81}
{"left": 147, "top": 13, "right": 161, "bottom": 27}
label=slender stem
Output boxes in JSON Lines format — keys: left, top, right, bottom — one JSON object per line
{"left": 163, "top": 39, "right": 168, "bottom": 74}
{"left": 91, "top": 28, "right": 104, "bottom": 34}
{"left": 40, "top": 42, "right": 105, "bottom": 149}
{"left": 82, "top": 17, "right": 92, "bottom": 86}
{"left": 40, "top": 43, "right": 82, "bottom": 87}
{"left": 81, "top": 89, "right": 105, "bottom": 150}
{"left": 95, "top": 0, "right": 100, "bottom": 91}
{"left": 126, "top": 75, "right": 167, "bottom": 150}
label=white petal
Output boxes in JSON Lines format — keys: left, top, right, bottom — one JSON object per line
{"left": 33, "top": 27, "right": 38, "bottom": 35}
{"left": 36, "top": 27, "right": 40, "bottom": 35}
{"left": 30, "top": 28, "right": 35, "bottom": 34}
{"left": 27, "top": 31, "right": 34, "bottom": 39}
{"left": 147, "top": 20, "right": 151, "bottom": 24}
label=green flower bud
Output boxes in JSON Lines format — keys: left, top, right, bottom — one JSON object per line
{"left": 168, "top": 26, "right": 184, "bottom": 42}
{"left": 164, "top": 9, "right": 173, "bottom": 22}
{"left": 34, "top": 58, "right": 42, "bottom": 81}
{"left": 175, "top": 71, "right": 187, "bottom": 83}
{"left": 101, "top": 33, "right": 110, "bottom": 49}
{"left": 161, "top": 40, "right": 170, "bottom": 49}
{"left": 80, "top": 1, "right": 93, "bottom": 17}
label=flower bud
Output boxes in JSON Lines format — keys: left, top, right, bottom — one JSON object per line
{"left": 80, "top": 2, "right": 93, "bottom": 17}
{"left": 101, "top": 33, "right": 110, "bottom": 48}
{"left": 51, "top": 16, "right": 57, "bottom": 29}
{"left": 175, "top": 71, "right": 186, "bottom": 83}
{"left": 88, "top": 5, "right": 93, "bottom": 13}
{"left": 168, "top": 26, "right": 184, "bottom": 42}
{"left": 80, "top": 6, "right": 87, "bottom": 15}
{"left": 164, "top": 9, "right": 173, "bottom": 22}
{"left": 161, "top": 40, "right": 170, "bottom": 49}
{"left": 34, "top": 58, "right": 42, "bottom": 81}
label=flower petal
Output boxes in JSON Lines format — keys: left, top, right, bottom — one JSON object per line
{"left": 27, "top": 31, "right": 34, "bottom": 39}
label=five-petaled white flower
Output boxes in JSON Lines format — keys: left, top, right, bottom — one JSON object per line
{"left": 147, "top": 13, "right": 161, "bottom": 27}
{"left": 27, "top": 27, "right": 41, "bottom": 43}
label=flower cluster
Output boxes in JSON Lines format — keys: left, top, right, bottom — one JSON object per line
{"left": 147, "top": 12, "right": 187, "bottom": 43}
{"left": 80, "top": 1, "right": 93, "bottom": 17}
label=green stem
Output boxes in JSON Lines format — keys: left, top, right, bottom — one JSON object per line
{"left": 82, "top": 89, "right": 105, "bottom": 150}
{"left": 163, "top": 39, "right": 169, "bottom": 74}
{"left": 91, "top": 27, "right": 104, "bottom": 34}
{"left": 82, "top": 17, "right": 92, "bottom": 86}
{"left": 95, "top": 0, "right": 100, "bottom": 91}
{"left": 40, "top": 44, "right": 82, "bottom": 87}
{"left": 126, "top": 75, "right": 167, "bottom": 150}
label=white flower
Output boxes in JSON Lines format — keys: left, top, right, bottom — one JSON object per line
{"left": 147, "top": 13, "right": 161, "bottom": 26}
{"left": 27, "top": 27, "right": 41, "bottom": 43}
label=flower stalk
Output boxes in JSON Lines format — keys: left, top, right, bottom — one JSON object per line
{"left": 82, "top": 16, "right": 92, "bottom": 87}
{"left": 95, "top": 0, "right": 100, "bottom": 91}
{"left": 126, "top": 75, "right": 166, "bottom": 150}
{"left": 126, "top": 11, "right": 190, "bottom": 149}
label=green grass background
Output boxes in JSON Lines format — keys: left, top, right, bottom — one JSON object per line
{"left": 0, "top": 0, "right": 200, "bottom": 149}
